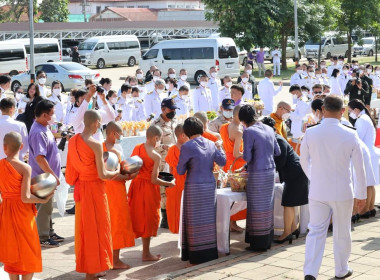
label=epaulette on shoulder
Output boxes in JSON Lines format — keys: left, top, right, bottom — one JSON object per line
{"left": 145, "top": 81, "right": 152, "bottom": 85}
{"left": 147, "top": 91, "right": 153, "bottom": 95}
{"left": 342, "top": 124, "right": 356, "bottom": 130}
{"left": 171, "top": 94, "right": 178, "bottom": 99}
{"left": 307, "top": 123, "right": 320, "bottom": 129}
{"left": 304, "top": 76, "right": 309, "bottom": 79}
{"left": 137, "top": 99, "right": 143, "bottom": 103}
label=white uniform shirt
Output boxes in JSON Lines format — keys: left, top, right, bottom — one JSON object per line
{"left": 177, "top": 79, "right": 191, "bottom": 91}
{"left": 38, "top": 85, "right": 50, "bottom": 98}
{"left": 355, "top": 111, "right": 376, "bottom": 157}
{"left": 241, "top": 81, "right": 253, "bottom": 101}
{"left": 338, "top": 74, "right": 351, "bottom": 93}
{"left": 47, "top": 95, "right": 65, "bottom": 123}
{"left": 136, "top": 84, "right": 147, "bottom": 100}
{"left": 144, "top": 89, "right": 163, "bottom": 118}
{"left": 300, "top": 118, "right": 366, "bottom": 201}
{"left": 131, "top": 98, "right": 146, "bottom": 121}
{"left": 145, "top": 81, "right": 155, "bottom": 95}
{"left": 117, "top": 97, "right": 134, "bottom": 121}
{"left": 167, "top": 87, "right": 179, "bottom": 98}
{"left": 290, "top": 73, "right": 304, "bottom": 86}
{"left": 0, "top": 87, "right": 6, "bottom": 101}
{"left": 64, "top": 103, "right": 76, "bottom": 126}
{"left": 172, "top": 94, "right": 191, "bottom": 116}
{"left": 330, "top": 77, "right": 343, "bottom": 95}
{"left": 290, "top": 97, "right": 309, "bottom": 138}
{"left": 372, "top": 74, "right": 380, "bottom": 90}
{"left": 218, "top": 87, "right": 231, "bottom": 104}
{"left": 271, "top": 50, "right": 281, "bottom": 63}
{"left": 257, "top": 77, "right": 282, "bottom": 115}
{"left": 192, "top": 85, "right": 212, "bottom": 113}
{"left": 208, "top": 78, "right": 221, "bottom": 111}
{"left": 0, "top": 115, "right": 28, "bottom": 161}
{"left": 327, "top": 64, "right": 339, "bottom": 77}
{"left": 303, "top": 76, "right": 317, "bottom": 91}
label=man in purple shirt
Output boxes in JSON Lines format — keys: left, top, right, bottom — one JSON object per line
{"left": 29, "top": 99, "right": 64, "bottom": 248}
{"left": 256, "top": 47, "right": 266, "bottom": 77}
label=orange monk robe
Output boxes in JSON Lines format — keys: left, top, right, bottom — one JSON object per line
{"left": 65, "top": 134, "right": 113, "bottom": 274}
{"left": 270, "top": 113, "right": 288, "bottom": 140}
{"left": 0, "top": 159, "right": 42, "bottom": 275}
{"left": 165, "top": 145, "right": 186, "bottom": 234}
{"left": 128, "top": 143, "right": 161, "bottom": 238}
{"left": 103, "top": 143, "right": 135, "bottom": 249}
{"left": 202, "top": 130, "right": 218, "bottom": 142}
{"left": 219, "top": 123, "right": 247, "bottom": 221}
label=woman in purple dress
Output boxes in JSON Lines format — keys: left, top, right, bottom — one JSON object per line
{"left": 177, "top": 117, "right": 226, "bottom": 265}
{"left": 239, "top": 104, "right": 281, "bottom": 251}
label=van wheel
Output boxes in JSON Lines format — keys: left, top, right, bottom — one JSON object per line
{"left": 369, "top": 50, "right": 374, "bottom": 56}
{"left": 9, "top": 70, "right": 19, "bottom": 76}
{"left": 97, "top": 59, "right": 105, "bottom": 69}
{"left": 128, "top": 57, "right": 136, "bottom": 67}
{"left": 326, "top": 52, "right": 331, "bottom": 59}
{"left": 194, "top": 70, "right": 207, "bottom": 85}
{"left": 11, "top": 81, "right": 22, "bottom": 92}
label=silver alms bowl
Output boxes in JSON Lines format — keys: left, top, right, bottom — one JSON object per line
{"left": 122, "top": 156, "right": 143, "bottom": 174}
{"left": 31, "top": 173, "right": 57, "bottom": 199}
{"left": 103, "top": 151, "right": 119, "bottom": 171}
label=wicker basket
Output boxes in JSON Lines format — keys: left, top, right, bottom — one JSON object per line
{"left": 227, "top": 157, "right": 248, "bottom": 192}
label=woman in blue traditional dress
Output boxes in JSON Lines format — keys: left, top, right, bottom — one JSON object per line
{"left": 239, "top": 104, "right": 281, "bottom": 251}
{"left": 177, "top": 117, "right": 226, "bottom": 265}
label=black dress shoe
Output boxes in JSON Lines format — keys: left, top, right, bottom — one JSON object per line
{"left": 273, "top": 234, "right": 293, "bottom": 244}
{"left": 360, "top": 211, "right": 371, "bottom": 219}
{"left": 65, "top": 205, "right": 75, "bottom": 215}
{"left": 304, "top": 275, "right": 316, "bottom": 280}
{"left": 351, "top": 215, "right": 357, "bottom": 223}
{"left": 370, "top": 209, "right": 376, "bottom": 217}
{"left": 335, "top": 268, "right": 353, "bottom": 279}
{"left": 292, "top": 228, "right": 300, "bottom": 239}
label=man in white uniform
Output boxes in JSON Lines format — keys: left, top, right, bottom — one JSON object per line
{"left": 144, "top": 78, "right": 165, "bottom": 119}
{"left": 193, "top": 75, "right": 212, "bottom": 113}
{"left": 218, "top": 76, "right": 232, "bottom": 103}
{"left": 258, "top": 69, "right": 283, "bottom": 115}
{"left": 289, "top": 85, "right": 309, "bottom": 140}
{"left": 300, "top": 95, "right": 366, "bottom": 280}
{"left": 271, "top": 46, "right": 281, "bottom": 76}
{"left": 145, "top": 69, "right": 162, "bottom": 94}
{"left": 171, "top": 85, "right": 190, "bottom": 116}
{"left": 177, "top": 69, "right": 191, "bottom": 90}
{"left": 290, "top": 65, "right": 305, "bottom": 86}
{"left": 208, "top": 66, "right": 222, "bottom": 111}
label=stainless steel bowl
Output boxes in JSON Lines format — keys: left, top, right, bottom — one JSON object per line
{"left": 122, "top": 156, "right": 143, "bottom": 174}
{"left": 103, "top": 151, "right": 119, "bottom": 171}
{"left": 31, "top": 173, "right": 57, "bottom": 199}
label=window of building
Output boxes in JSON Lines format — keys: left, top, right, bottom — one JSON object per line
{"left": 96, "top": 6, "right": 101, "bottom": 14}
{"left": 126, "top": 5, "right": 134, "bottom": 8}
{"left": 137, "top": 5, "right": 149, "bottom": 8}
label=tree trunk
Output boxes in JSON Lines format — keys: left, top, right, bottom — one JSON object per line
{"left": 375, "top": 35, "right": 378, "bottom": 63}
{"left": 318, "top": 37, "right": 322, "bottom": 66}
{"left": 347, "top": 30, "right": 352, "bottom": 63}
{"left": 281, "top": 32, "right": 287, "bottom": 70}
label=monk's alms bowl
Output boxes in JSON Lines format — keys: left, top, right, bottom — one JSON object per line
{"left": 103, "top": 151, "right": 119, "bottom": 171}
{"left": 31, "top": 173, "right": 57, "bottom": 198}
{"left": 158, "top": 172, "right": 174, "bottom": 183}
{"left": 122, "top": 156, "right": 143, "bottom": 174}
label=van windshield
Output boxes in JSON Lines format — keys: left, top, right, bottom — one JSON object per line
{"left": 306, "top": 39, "right": 325, "bottom": 45}
{"left": 78, "top": 42, "right": 96, "bottom": 51}
{"left": 363, "top": 39, "right": 373, "bottom": 45}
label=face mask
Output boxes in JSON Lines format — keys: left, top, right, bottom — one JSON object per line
{"left": 282, "top": 112, "right": 290, "bottom": 121}
{"left": 133, "top": 96, "right": 138, "bottom": 101}
{"left": 349, "top": 111, "right": 357, "bottom": 120}
{"left": 343, "top": 70, "right": 349, "bottom": 75}
{"left": 200, "top": 81, "right": 207, "bottom": 87}
{"left": 47, "top": 114, "right": 56, "bottom": 125}
{"left": 165, "top": 84, "right": 170, "bottom": 90}
{"left": 169, "top": 73, "right": 176, "bottom": 79}
{"left": 136, "top": 73, "right": 143, "bottom": 80}
{"left": 210, "top": 72, "right": 217, "bottom": 78}
{"left": 226, "top": 82, "right": 233, "bottom": 88}
{"left": 16, "top": 93, "right": 23, "bottom": 101}
{"left": 166, "top": 111, "right": 176, "bottom": 119}
{"left": 181, "top": 75, "right": 187, "bottom": 81}
{"left": 156, "top": 88, "right": 164, "bottom": 94}
{"left": 222, "top": 110, "right": 233, "bottom": 119}
{"left": 297, "top": 69, "right": 303, "bottom": 75}
{"left": 126, "top": 93, "right": 132, "bottom": 99}
{"left": 359, "top": 70, "right": 364, "bottom": 75}
{"left": 308, "top": 93, "right": 314, "bottom": 99}
{"left": 353, "top": 65, "right": 359, "bottom": 69}
{"left": 153, "top": 76, "right": 159, "bottom": 82}
{"left": 316, "top": 74, "right": 322, "bottom": 79}
{"left": 115, "top": 137, "right": 122, "bottom": 144}
{"left": 338, "top": 61, "right": 343, "bottom": 65}
{"left": 293, "top": 94, "right": 298, "bottom": 101}
{"left": 309, "top": 72, "right": 315, "bottom": 77}
{"left": 38, "top": 78, "right": 46, "bottom": 85}
{"left": 246, "top": 70, "right": 252, "bottom": 75}
{"left": 110, "top": 97, "right": 117, "bottom": 104}
{"left": 367, "top": 69, "right": 372, "bottom": 74}
{"left": 52, "top": 88, "right": 61, "bottom": 96}
{"left": 301, "top": 91, "right": 308, "bottom": 96}
{"left": 322, "top": 73, "right": 327, "bottom": 78}
{"left": 242, "top": 77, "right": 249, "bottom": 83}
{"left": 321, "top": 65, "right": 326, "bottom": 69}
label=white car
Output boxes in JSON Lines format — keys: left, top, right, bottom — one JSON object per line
{"left": 11, "top": 62, "right": 100, "bottom": 92}
{"left": 353, "top": 37, "right": 376, "bottom": 57}
{"left": 236, "top": 47, "right": 248, "bottom": 65}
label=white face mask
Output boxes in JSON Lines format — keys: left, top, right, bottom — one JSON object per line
{"left": 309, "top": 72, "right": 315, "bottom": 77}
{"left": 200, "top": 81, "right": 208, "bottom": 87}
{"left": 52, "top": 88, "right": 61, "bottom": 96}
{"left": 349, "top": 111, "right": 357, "bottom": 120}
{"left": 181, "top": 75, "right": 187, "bottom": 81}
{"left": 282, "top": 112, "right": 290, "bottom": 121}
{"left": 136, "top": 73, "right": 143, "bottom": 80}
{"left": 338, "top": 61, "right": 343, "bottom": 65}
{"left": 16, "top": 93, "right": 23, "bottom": 101}
{"left": 110, "top": 97, "right": 117, "bottom": 104}
{"left": 302, "top": 91, "right": 308, "bottom": 96}
{"left": 343, "top": 70, "right": 349, "bottom": 75}
{"left": 126, "top": 93, "right": 132, "bottom": 99}
{"left": 353, "top": 65, "right": 359, "bottom": 69}
{"left": 359, "top": 70, "right": 364, "bottom": 75}
{"left": 38, "top": 78, "right": 46, "bottom": 85}
{"left": 169, "top": 73, "right": 176, "bottom": 79}
{"left": 210, "top": 72, "right": 217, "bottom": 78}
{"left": 133, "top": 96, "right": 138, "bottom": 101}
{"left": 242, "top": 77, "right": 249, "bottom": 83}
{"left": 153, "top": 76, "right": 159, "bottom": 82}
{"left": 367, "top": 69, "right": 372, "bottom": 74}
{"left": 322, "top": 73, "right": 327, "bottom": 78}
{"left": 297, "top": 69, "right": 303, "bottom": 75}
{"left": 316, "top": 74, "right": 322, "bottom": 79}
{"left": 293, "top": 94, "right": 298, "bottom": 101}
{"left": 222, "top": 110, "right": 233, "bottom": 119}
{"left": 156, "top": 88, "right": 164, "bottom": 94}
{"left": 308, "top": 93, "right": 314, "bottom": 99}
{"left": 226, "top": 82, "right": 233, "bottom": 88}
{"left": 321, "top": 65, "right": 326, "bottom": 69}
{"left": 48, "top": 114, "right": 56, "bottom": 125}
{"left": 246, "top": 70, "right": 252, "bottom": 75}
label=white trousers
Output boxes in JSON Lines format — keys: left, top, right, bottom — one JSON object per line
{"left": 304, "top": 199, "right": 353, "bottom": 278}
{"left": 273, "top": 61, "right": 281, "bottom": 75}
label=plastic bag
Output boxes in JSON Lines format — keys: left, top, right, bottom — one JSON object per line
{"left": 54, "top": 172, "right": 70, "bottom": 217}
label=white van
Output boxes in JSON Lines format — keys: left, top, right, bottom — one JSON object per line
{"left": 140, "top": 37, "right": 240, "bottom": 83}
{"left": 7, "top": 38, "right": 61, "bottom": 65}
{"left": 0, "top": 43, "right": 28, "bottom": 76}
{"left": 78, "top": 35, "right": 141, "bottom": 69}
{"left": 304, "top": 36, "right": 350, "bottom": 59}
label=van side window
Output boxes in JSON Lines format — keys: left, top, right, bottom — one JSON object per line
{"left": 95, "top": 43, "right": 104, "bottom": 51}
{"left": 143, "top": 49, "right": 158, "bottom": 60}
{"left": 128, "top": 41, "right": 140, "bottom": 49}
{"left": 163, "top": 48, "right": 183, "bottom": 60}
{"left": 25, "top": 44, "right": 59, "bottom": 54}
{"left": 0, "top": 49, "right": 25, "bottom": 61}
{"left": 218, "top": 46, "right": 238, "bottom": 59}
{"left": 108, "top": 43, "right": 116, "bottom": 50}
{"left": 188, "top": 47, "right": 214, "bottom": 59}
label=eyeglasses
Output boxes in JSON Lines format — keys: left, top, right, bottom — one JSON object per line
{"left": 314, "top": 91, "right": 322, "bottom": 95}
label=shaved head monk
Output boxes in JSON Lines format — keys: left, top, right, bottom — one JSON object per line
{"left": 65, "top": 110, "right": 120, "bottom": 280}
{"left": 128, "top": 125, "right": 175, "bottom": 261}
{"left": 0, "top": 132, "right": 53, "bottom": 280}
{"left": 104, "top": 121, "right": 138, "bottom": 269}
{"left": 194, "top": 111, "right": 221, "bottom": 142}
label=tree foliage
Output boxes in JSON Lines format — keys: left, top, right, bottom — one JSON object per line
{"left": 1, "top": 0, "right": 38, "bottom": 23}
{"left": 39, "top": 0, "right": 69, "bottom": 22}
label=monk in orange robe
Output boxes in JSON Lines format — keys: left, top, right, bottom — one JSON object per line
{"left": 0, "top": 132, "right": 53, "bottom": 280}
{"left": 194, "top": 111, "right": 221, "bottom": 142}
{"left": 104, "top": 121, "right": 137, "bottom": 269}
{"left": 270, "top": 101, "right": 291, "bottom": 140}
{"left": 220, "top": 105, "right": 247, "bottom": 232}
{"left": 128, "top": 125, "right": 176, "bottom": 261}
{"left": 65, "top": 110, "right": 120, "bottom": 280}
{"left": 165, "top": 124, "right": 189, "bottom": 234}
